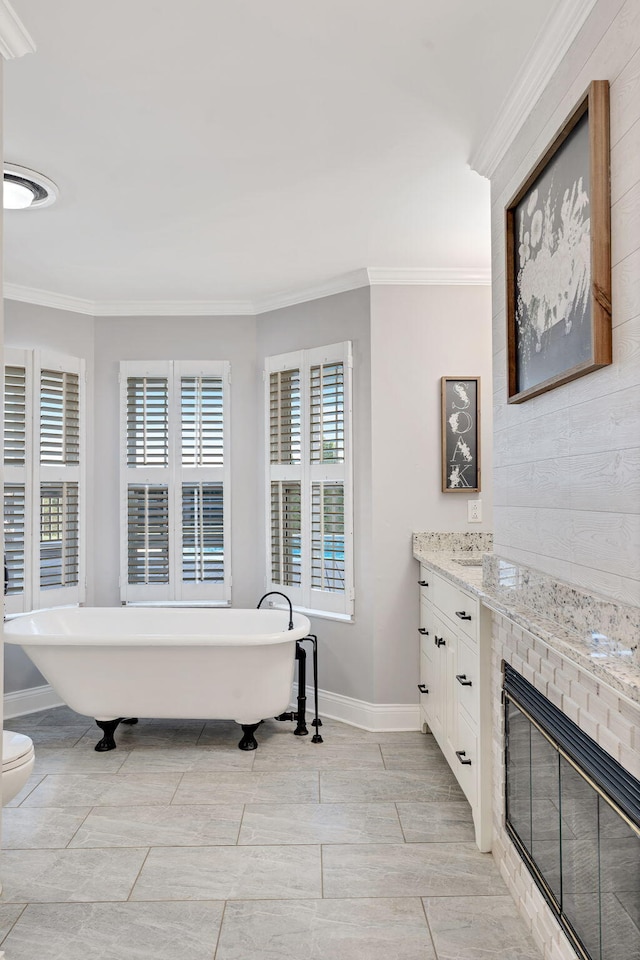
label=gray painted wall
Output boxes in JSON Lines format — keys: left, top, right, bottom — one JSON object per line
{"left": 3, "top": 282, "right": 493, "bottom": 708}
{"left": 369, "top": 284, "right": 493, "bottom": 703}
{"left": 490, "top": 0, "right": 640, "bottom": 606}
{"left": 92, "top": 314, "right": 261, "bottom": 609}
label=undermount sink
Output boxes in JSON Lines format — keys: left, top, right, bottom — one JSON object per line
{"left": 453, "top": 557, "right": 484, "bottom": 567}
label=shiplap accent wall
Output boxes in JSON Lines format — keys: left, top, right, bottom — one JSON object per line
{"left": 491, "top": 0, "right": 640, "bottom": 606}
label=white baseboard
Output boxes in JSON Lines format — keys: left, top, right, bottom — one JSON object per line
{"left": 292, "top": 684, "right": 420, "bottom": 731}
{"left": 3, "top": 682, "right": 420, "bottom": 732}
{"left": 4, "top": 684, "right": 63, "bottom": 720}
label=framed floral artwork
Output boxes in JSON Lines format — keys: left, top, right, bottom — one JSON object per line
{"left": 441, "top": 377, "right": 480, "bottom": 493}
{"left": 505, "top": 80, "right": 612, "bottom": 403}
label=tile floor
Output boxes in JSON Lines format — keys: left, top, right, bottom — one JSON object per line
{"left": 0, "top": 707, "right": 542, "bottom": 959}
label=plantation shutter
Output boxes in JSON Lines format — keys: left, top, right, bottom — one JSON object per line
{"left": 120, "top": 361, "right": 230, "bottom": 603}
{"left": 4, "top": 350, "right": 30, "bottom": 613}
{"left": 265, "top": 342, "right": 353, "bottom": 618}
{"left": 34, "top": 351, "right": 86, "bottom": 609}
{"left": 4, "top": 350, "right": 86, "bottom": 613}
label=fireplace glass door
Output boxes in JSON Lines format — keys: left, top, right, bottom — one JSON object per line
{"left": 504, "top": 665, "right": 640, "bottom": 960}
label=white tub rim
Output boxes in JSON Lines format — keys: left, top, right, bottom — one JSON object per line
{"left": 3, "top": 606, "right": 311, "bottom": 646}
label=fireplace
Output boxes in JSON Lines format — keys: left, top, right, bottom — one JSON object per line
{"left": 503, "top": 662, "right": 640, "bottom": 960}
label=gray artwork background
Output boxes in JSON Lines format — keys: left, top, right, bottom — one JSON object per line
{"left": 514, "top": 113, "right": 592, "bottom": 394}
{"left": 443, "top": 379, "right": 478, "bottom": 491}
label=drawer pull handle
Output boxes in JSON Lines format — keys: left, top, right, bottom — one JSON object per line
{"left": 434, "top": 636, "right": 446, "bottom": 648}
{"left": 456, "top": 674, "right": 473, "bottom": 687}
{"left": 418, "top": 627, "right": 429, "bottom": 635}
{"left": 417, "top": 684, "right": 428, "bottom": 694}
{"left": 418, "top": 580, "right": 429, "bottom": 587}
{"left": 455, "top": 750, "right": 472, "bottom": 766}
{"left": 455, "top": 611, "right": 472, "bottom": 621}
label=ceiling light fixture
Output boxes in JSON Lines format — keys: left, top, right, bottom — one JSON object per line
{"left": 3, "top": 163, "right": 58, "bottom": 210}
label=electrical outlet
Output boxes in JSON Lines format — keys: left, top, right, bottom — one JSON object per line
{"left": 467, "top": 500, "right": 482, "bottom": 523}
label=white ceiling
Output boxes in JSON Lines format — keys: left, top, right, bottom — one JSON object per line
{"left": 4, "top": 0, "right": 560, "bottom": 308}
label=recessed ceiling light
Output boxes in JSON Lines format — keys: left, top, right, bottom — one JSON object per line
{"left": 3, "top": 164, "right": 58, "bottom": 210}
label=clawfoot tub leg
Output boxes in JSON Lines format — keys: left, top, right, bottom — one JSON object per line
{"left": 95, "top": 718, "right": 122, "bottom": 752}
{"left": 238, "top": 722, "right": 261, "bottom": 751}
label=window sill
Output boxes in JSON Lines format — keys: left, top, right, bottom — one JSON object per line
{"left": 269, "top": 603, "right": 354, "bottom": 624}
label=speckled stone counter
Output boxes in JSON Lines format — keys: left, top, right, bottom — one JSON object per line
{"left": 413, "top": 532, "right": 640, "bottom": 706}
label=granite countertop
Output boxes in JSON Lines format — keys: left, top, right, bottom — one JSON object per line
{"left": 413, "top": 531, "right": 640, "bottom": 706}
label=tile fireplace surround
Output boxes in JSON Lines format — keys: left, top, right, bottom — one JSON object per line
{"left": 413, "top": 534, "right": 640, "bottom": 960}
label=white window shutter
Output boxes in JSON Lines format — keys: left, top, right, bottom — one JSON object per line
{"left": 265, "top": 342, "right": 353, "bottom": 618}
{"left": 120, "top": 360, "right": 231, "bottom": 604}
{"left": 34, "top": 350, "right": 86, "bottom": 610}
{"left": 3, "top": 349, "right": 86, "bottom": 613}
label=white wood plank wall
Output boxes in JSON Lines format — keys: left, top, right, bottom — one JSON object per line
{"left": 491, "top": 0, "right": 640, "bottom": 605}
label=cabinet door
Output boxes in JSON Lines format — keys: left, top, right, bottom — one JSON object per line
{"left": 455, "top": 635, "right": 480, "bottom": 726}
{"left": 423, "top": 612, "right": 445, "bottom": 743}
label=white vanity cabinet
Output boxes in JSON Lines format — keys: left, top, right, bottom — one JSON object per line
{"left": 417, "top": 562, "right": 492, "bottom": 852}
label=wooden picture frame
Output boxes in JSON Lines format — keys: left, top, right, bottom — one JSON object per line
{"left": 505, "top": 80, "right": 611, "bottom": 404}
{"left": 441, "top": 377, "right": 480, "bottom": 493}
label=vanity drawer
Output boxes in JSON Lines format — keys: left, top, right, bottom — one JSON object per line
{"left": 418, "top": 564, "right": 432, "bottom": 602}
{"left": 432, "top": 575, "right": 479, "bottom": 641}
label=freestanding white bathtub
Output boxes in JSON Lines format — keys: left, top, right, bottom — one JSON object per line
{"left": 4, "top": 607, "right": 311, "bottom": 751}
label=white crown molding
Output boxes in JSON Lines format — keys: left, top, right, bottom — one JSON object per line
{"left": 254, "top": 269, "right": 370, "bottom": 314}
{"left": 4, "top": 266, "right": 491, "bottom": 317}
{"left": 4, "top": 283, "right": 95, "bottom": 315}
{"left": 92, "top": 299, "right": 255, "bottom": 317}
{"left": 0, "top": 0, "right": 35, "bottom": 59}
{"left": 4, "top": 283, "right": 255, "bottom": 317}
{"left": 469, "top": 0, "right": 599, "bottom": 179}
{"left": 366, "top": 267, "right": 490, "bottom": 286}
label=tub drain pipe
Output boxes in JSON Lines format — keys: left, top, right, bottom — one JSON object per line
{"left": 257, "top": 591, "right": 323, "bottom": 743}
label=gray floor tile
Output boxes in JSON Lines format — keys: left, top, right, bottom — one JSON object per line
{"left": 19, "top": 772, "right": 182, "bottom": 807}
{"left": 252, "top": 743, "right": 384, "bottom": 771}
{"left": 381, "top": 743, "right": 453, "bottom": 771}
{"left": 216, "top": 898, "right": 436, "bottom": 959}
{"left": 4, "top": 774, "right": 47, "bottom": 807}
{"left": 130, "top": 845, "right": 322, "bottom": 900}
{"left": 69, "top": 804, "right": 243, "bottom": 847}
{"left": 77, "top": 719, "right": 207, "bottom": 750}
{"left": 9, "top": 726, "right": 89, "bottom": 749}
{"left": 11, "top": 706, "right": 88, "bottom": 727}
{"left": 397, "top": 801, "right": 476, "bottom": 842}
{"left": 118, "top": 744, "right": 256, "bottom": 773}
{"left": 173, "top": 770, "right": 319, "bottom": 804}
{"left": 197, "top": 719, "right": 252, "bottom": 746}
{"left": 0, "top": 704, "right": 547, "bottom": 960}
{"left": 0, "top": 903, "right": 27, "bottom": 940}
{"left": 423, "top": 895, "right": 541, "bottom": 959}
{"left": 238, "top": 802, "right": 403, "bottom": 844}
{"left": 33, "top": 745, "right": 129, "bottom": 775}
{"left": 323, "top": 842, "right": 504, "bottom": 898}
{"left": 0, "top": 901, "right": 224, "bottom": 960}
{"left": 0, "top": 848, "right": 148, "bottom": 902}
{"left": 321, "top": 769, "right": 464, "bottom": 802}
{"left": 2, "top": 807, "right": 92, "bottom": 849}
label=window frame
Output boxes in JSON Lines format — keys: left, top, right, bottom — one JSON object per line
{"left": 264, "top": 341, "right": 354, "bottom": 619}
{"left": 4, "top": 347, "right": 87, "bottom": 614}
{"left": 119, "top": 359, "right": 231, "bottom": 605}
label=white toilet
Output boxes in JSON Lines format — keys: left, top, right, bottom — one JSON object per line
{"left": 2, "top": 730, "right": 35, "bottom": 803}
